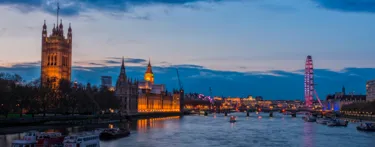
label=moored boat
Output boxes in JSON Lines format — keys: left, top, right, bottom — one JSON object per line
{"left": 356, "top": 123, "right": 375, "bottom": 132}
{"left": 99, "top": 128, "right": 130, "bottom": 140}
{"left": 22, "top": 131, "right": 64, "bottom": 147}
{"left": 303, "top": 115, "right": 316, "bottom": 122}
{"left": 63, "top": 132, "right": 100, "bottom": 147}
{"left": 316, "top": 118, "right": 332, "bottom": 125}
{"left": 327, "top": 119, "right": 348, "bottom": 127}
{"left": 11, "top": 140, "right": 37, "bottom": 147}
{"left": 229, "top": 116, "right": 236, "bottom": 123}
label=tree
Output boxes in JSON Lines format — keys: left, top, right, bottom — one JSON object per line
{"left": 58, "top": 79, "right": 76, "bottom": 115}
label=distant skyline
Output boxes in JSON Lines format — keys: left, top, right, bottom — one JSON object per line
{"left": 0, "top": 0, "right": 375, "bottom": 99}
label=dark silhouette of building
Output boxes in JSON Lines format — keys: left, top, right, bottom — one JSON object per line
{"left": 115, "top": 57, "right": 139, "bottom": 115}
{"left": 101, "top": 76, "right": 112, "bottom": 87}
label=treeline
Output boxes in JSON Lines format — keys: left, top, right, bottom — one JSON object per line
{"left": 341, "top": 101, "right": 375, "bottom": 113}
{"left": 0, "top": 73, "right": 119, "bottom": 118}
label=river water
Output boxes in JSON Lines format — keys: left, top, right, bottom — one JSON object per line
{"left": 1, "top": 112, "right": 375, "bottom": 147}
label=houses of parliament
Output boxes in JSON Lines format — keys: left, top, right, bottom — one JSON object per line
{"left": 40, "top": 4, "right": 183, "bottom": 115}
{"left": 114, "top": 58, "right": 183, "bottom": 115}
{"left": 40, "top": 5, "right": 72, "bottom": 87}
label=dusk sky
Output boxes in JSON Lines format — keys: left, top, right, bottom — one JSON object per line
{"left": 1, "top": 0, "right": 375, "bottom": 99}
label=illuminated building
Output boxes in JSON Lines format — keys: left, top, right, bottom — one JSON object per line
{"left": 115, "top": 57, "right": 139, "bottom": 115}
{"left": 138, "top": 59, "right": 182, "bottom": 113}
{"left": 144, "top": 60, "right": 154, "bottom": 84}
{"left": 214, "top": 97, "right": 223, "bottom": 101}
{"left": 326, "top": 86, "right": 366, "bottom": 111}
{"left": 366, "top": 80, "right": 375, "bottom": 101}
{"left": 242, "top": 96, "right": 256, "bottom": 107}
{"left": 41, "top": 4, "right": 72, "bottom": 88}
{"left": 257, "top": 100, "right": 272, "bottom": 108}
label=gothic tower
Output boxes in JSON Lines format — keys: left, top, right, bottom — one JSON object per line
{"left": 115, "top": 57, "right": 139, "bottom": 115}
{"left": 144, "top": 59, "right": 154, "bottom": 84}
{"left": 41, "top": 3, "right": 72, "bottom": 87}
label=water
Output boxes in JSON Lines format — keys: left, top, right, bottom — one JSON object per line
{"left": 1, "top": 113, "right": 375, "bottom": 147}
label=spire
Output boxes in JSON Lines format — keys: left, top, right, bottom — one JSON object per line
{"left": 120, "top": 56, "right": 125, "bottom": 74}
{"left": 59, "top": 19, "right": 63, "bottom": 28}
{"left": 43, "top": 20, "right": 46, "bottom": 29}
{"left": 56, "top": 2, "right": 60, "bottom": 27}
{"left": 146, "top": 58, "right": 153, "bottom": 74}
{"left": 52, "top": 24, "right": 56, "bottom": 34}
{"left": 68, "top": 23, "right": 72, "bottom": 32}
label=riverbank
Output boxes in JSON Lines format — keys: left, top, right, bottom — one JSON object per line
{"left": 340, "top": 114, "right": 375, "bottom": 122}
{"left": 0, "top": 112, "right": 182, "bottom": 135}
{"left": 0, "top": 112, "right": 182, "bottom": 129}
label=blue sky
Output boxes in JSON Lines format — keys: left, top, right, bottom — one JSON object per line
{"left": 0, "top": 0, "right": 375, "bottom": 99}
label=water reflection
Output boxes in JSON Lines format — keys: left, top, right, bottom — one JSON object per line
{"left": 303, "top": 123, "right": 313, "bottom": 147}
{"left": 1, "top": 114, "right": 375, "bottom": 147}
{"left": 135, "top": 116, "right": 181, "bottom": 133}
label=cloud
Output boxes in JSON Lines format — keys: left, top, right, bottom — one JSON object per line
{"left": 171, "top": 64, "right": 204, "bottom": 69}
{"left": 125, "top": 58, "right": 147, "bottom": 64}
{"left": 72, "top": 58, "right": 147, "bottom": 67}
{"left": 104, "top": 60, "right": 121, "bottom": 64}
{"left": 104, "top": 58, "right": 147, "bottom": 64}
{"left": 312, "top": 0, "right": 375, "bottom": 13}
{"left": 88, "top": 62, "right": 105, "bottom": 66}
{"left": 245, "top": 71, "right": 286, "bottom": 77}
{"left": 0, "top": 0, "right": 228, "bottom": 17}
{"left": 0, "top": 61, "right": 41, "bottom": 68}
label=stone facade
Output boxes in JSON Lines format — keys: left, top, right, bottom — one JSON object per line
{"left": 41, "top": 17, "right": 72, "bottom": 88}
{"left": 366, "top": 80, "right": 375, "bottom": 102}
{"left": 115, "top": 57, "right": 139, "bottom": 115}
{"left": 137, "top": 60, "right": 182, "bottom": 113}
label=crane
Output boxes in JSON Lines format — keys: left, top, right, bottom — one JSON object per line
{"left": 176, "top": 69, "right": 183, "bottom": 91}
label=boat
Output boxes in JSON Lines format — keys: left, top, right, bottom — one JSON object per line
{"left": 99, "top": 128, "right": 130, "bottom": 140}
{"left": 316, "top": 118, "right": 332, "bottom": 125}
{"left": 11, "top": 139, "right": 37, "bottom": 147}
{"left": 303, "top": 115, "right": 316, "bottom": 122}
{"left": 327, "top": 119, "right": 348, "bottom": 127}
{"left": 94, "top": 128, "right": 107, "bottom": 135}
{"left": 229, "top": 116, "right": 236, "bottom": 123}
{"left": 22, "top": 131, "right": 64, "bottom": 147}
{"left": 356, "top": 123, "right": 375, "bottom": 132}
{"left": 199, "top": 111, "right": 208, "bottom": 116}
{"left": 63, "top": 132, "right": 100, "bottom": 147}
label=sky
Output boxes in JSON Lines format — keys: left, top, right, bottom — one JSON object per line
{"left": 0, "top": 0, "right": 375, "bottom": 99}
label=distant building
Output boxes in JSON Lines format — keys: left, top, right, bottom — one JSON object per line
{"left": 366, "top": 80, "right": 375, "bottom": 101}
{"left": 326, "top": 86, "right": 366, "bottom": 111}
{"left": 101, "top": 76, "right": 112, "bottom": 88}
{"left": 255, "top": 96, "right": 263, "bottom": 101}
{"left": 115, "top": 57, "right": 139, "bottom": 115}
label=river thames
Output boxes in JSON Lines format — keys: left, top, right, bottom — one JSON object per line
{"left": 1, "top": 113, "right": 375, "bottom": 147}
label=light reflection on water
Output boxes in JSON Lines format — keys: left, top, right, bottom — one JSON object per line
{"left": 1, "top": 113, "right": 375, "bottom": 147}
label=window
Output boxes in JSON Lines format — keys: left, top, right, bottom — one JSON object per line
{"left": 47, "top": 55, "right": 50, "bottom": 65}
{"left": 54, "top": 55, "right": 57, "bottom": 66}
